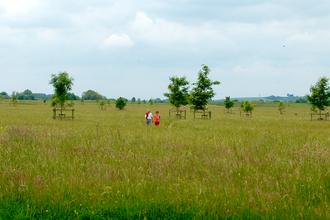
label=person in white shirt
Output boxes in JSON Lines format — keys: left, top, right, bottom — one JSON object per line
{"left": 145, "top": 109, "right": 153, "bottom": 126}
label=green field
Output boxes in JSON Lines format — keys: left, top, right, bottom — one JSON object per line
{"left": 1, "top": 101, "right": 330, "bottom": 219}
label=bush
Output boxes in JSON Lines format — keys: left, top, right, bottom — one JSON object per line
{"left": 115, "top": 97, "right": 126, "bottom": 110}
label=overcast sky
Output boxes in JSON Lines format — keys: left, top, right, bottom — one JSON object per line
{"left": 1, "top": 0, "right": 330, "bottom": 99}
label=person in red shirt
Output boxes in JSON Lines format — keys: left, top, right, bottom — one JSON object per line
{"left": 154, "top": 111, "right": 161, "bottom": 126}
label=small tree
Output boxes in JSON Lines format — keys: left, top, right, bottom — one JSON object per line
{"left": 242, "top": 100, "right": 255, "bottom": 115}
{"left": 80, "top": 98, "right": 84, "bottom": 105}
{"left": 99, "top": 100, "right": 106, "bottom": 110}
{"left": 164, "top": 76, "right": 189, "bottom": 109}
{"left": 49, "top": 71, "right": 74, "bottom": 110}
{"left": 142, "top": 99, "right": 146, "bottom": 104}
{"left": 278, "top": 101, "right": 285, "bottom": 114}
{"left": 43, "top": 98, "right": 47, "bottom": 104}
{"left": 115, "top": 97, "right": 127, "bottom": 110}
{"left": 149, "top": 98, "right": 153, "bottom": 105}
{"left": 137, "top": 98, "right": 141, "bottom": 105}
{"left": 11, "top": 91, "right": 18, "bottom": 106}
{"left": 306, "top": 77, "right": 330, "bottom": 119}
{"left": 190, "top": 65, "right": 220, "bottom": 111}
{"left": 131, "top": 97, "right": 136, "bottom": 103}
{"left": 224, "top": 96, "right": 234, "bottom": 112}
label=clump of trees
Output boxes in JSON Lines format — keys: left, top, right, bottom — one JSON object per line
{"left": 306, "top": 76, "right": 330, "bottom": 119}
{"left": 82, "top": 90, "right": 106, "bottom": 100}
{"left": 164, "top": 65, "right": 220, "bottom": 115}
{"left": 115, "top": 97, "right": 126, "bottom": 110}
{"left": 49, "top": 71, "right": 74, "bottom": 110}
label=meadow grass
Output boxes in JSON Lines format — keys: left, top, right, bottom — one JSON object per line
{"left": 0, "top": 101, "right": 330, "bottom": 219}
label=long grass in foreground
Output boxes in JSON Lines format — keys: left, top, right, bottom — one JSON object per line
{"left": 0, "top": 102, "right": 330, "bottom": 219}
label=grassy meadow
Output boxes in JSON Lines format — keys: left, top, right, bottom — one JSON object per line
{"left": 1, "top": 101, "right": 330, "bottom": 219}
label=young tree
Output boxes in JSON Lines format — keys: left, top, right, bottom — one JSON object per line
{"left": 137, "top": 98, "right": 141, "bottom": 105}
{"left": 115, "top": 97, "right": 127, "bottom": 110}
{"left": 306, "top": 77, "right": 330, "bottom": 119}
{"left": 131, "top": 97, "right": 136, "bottom": 103}
{"left": 224, "top": 96, "right": 234, "bottom": 112}
{"left": 149, "top": 98, "right": 153, "bottom": 105}
{"left": 49, "top": 71, "right": 74, "bottom": 109}
{"left": 241, "top": 100, "right": 255, "bottom": 115}
{"left": 142, "top": 99, "right": 146, "bottom": 104}
{"left": 99, "top": 100, "right": 106, "bottom": 110}
{"left": 190, "top": 65, "right": 220, "bottom": 110}
{"left": 11, "top": 91, "right": 18, "bottom": 106}
{"left": 164, "top": 76, "right": 190, "bottom": 109}
{"left": 278, "top": 101, "right": 285, "bottom": 114}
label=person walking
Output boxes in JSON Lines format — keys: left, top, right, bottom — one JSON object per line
{"left": 145, "top": 109, "right": 153, "bottom": 126}
{"left": 154, "top": 111, "right": 161, "bottom": 126}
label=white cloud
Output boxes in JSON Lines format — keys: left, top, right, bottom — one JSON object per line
{"left": 0, "top": 0, "right": 37, "bottom": 13}
{"left": 103, "top": 34, "right": 134, "bottom": 48}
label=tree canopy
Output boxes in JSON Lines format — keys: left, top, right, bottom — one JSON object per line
{"left": 49, "top": 71, "right": 74, "bottom": 109}
{"left": 242, "top": 100, "right": 255, "bottom": 113}
{"left": 82, "top": 90, "right": 105, "bottom": 100}
{"left": 164, "top": 76, "right": 190, "bottom": 109}
{"left": 224, "top": 96, "right": 234, "bottom": 110}
{"left": 306, "top": 77, "right": 330, "bottom": 114}
{"left": 115, "top": 97, "right": 127, "bottom": 110}
{"left": 190, "top": 65, "right": 220, "bottom": 110}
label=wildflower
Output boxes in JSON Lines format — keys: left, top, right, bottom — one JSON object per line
{"left": 80, "top": 204, "right": 82, "bottom": 206}
{"left": 46, "top": 210, "right": 48, "bottom": 212}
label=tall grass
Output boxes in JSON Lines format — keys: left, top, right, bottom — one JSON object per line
{"left": 0, "top": 102, "right": 330, "bottom": 219}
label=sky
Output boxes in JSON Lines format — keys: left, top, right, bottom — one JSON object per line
{"left": 1, "top": 0, "right": 330, "bottom": 100}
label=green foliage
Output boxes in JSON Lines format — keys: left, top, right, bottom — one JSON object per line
{"left": 115, "top": 97, "right": 127, "bottom": 110}
{"left": 131, "top": 97, "right": 136, "bottom": 103}
{"left": 149, "top": 99, "right": 153, "bottom": 105}
{"left": 242, "top": 100, "right": 255, "bottom": 113}
{"left": 81, "top": 90, "right": 105, "bottom": 100}
{"left": 295, "top": 98, "right": 308, "bottom": 103}
{"left": 137, "top": 98, "right": 141, "bottom": 104}
{"left": 190, "top": 65, "right": 220, "bottom": 110}
{"left": 224, "top": 96, "right": 234, "bottom": 110}
{"left": 80, "top": 98, "right": 84, "bottom": 104}
{"left": 164, "top": 76, "right": 189, "bottom": 109}
{"left": 306, "top": 77, "right": 330, "bottom": 114}
{"left": 278, "top": 101, "right": 285, "bottom": 113}
{"left": 142, "top": 99, "right": 146, "bottom": 104}
{"left": 11, "top": 91, "right": 18, "bottom": 104}
{"left": 49, "top": 71, "right": 74, "bottom": 109}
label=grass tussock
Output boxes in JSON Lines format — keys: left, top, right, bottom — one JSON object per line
{"left": 0, "top": 102, "right": 330, "bottom": 219}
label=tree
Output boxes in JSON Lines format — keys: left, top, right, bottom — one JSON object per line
{"left": 115, "top": 97, "right": 127, "bottom": 110}
{"left": 278, "top": 101, "right": 285, "bottom": 114}
{"left": 190, "top": 65, "right": 220, "bottom": 110}
{"left": 149, "top": 98, "right": 153, "bottom": 105}
{"left": 81, "top": 90, "right": 105, "bottom": 100}
{"left": 142, "top": 99, "right": 146, "bottom": 104}
{"left": 49, "top": 71, "right": 74, "bottom": 109}
{"left": 137, "top": 98, "right": 141, "bottom": 105}
{"left": 295, "top": 97, "right": 307, "bottom": 103}
{"left": 99, "top": 100, "right": 106, "bottom": 110}
{"left": 11, "top": 91, "right": 18, "bottom": 106}
{"left": 241, "top": 100, "right": 255, "bottom": 115}
{"left": 306, "top": 77, "right": 330, "bottom": 119}
{"left": 224, "top": 96, "right": 234, "bottom": 112}
{"left": 131, "top": 97, "right": 136, "bottom": 103}
{"left": 164, "top": 76, "right": 190, "bottom": 109}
